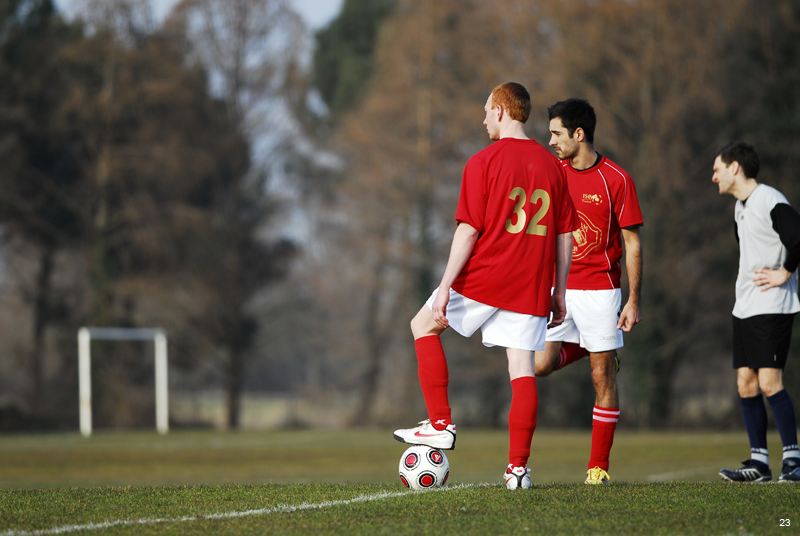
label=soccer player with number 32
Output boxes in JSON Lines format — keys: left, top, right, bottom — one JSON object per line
{"left": 393, "top": 82, "right": 579, "bottom": 490}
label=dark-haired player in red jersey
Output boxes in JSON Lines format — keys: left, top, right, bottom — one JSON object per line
{"left": 536, "top": 98, "right": 644, "bottom": 485}
{"left": 393, "top": 83, "right": 580, "bottom": 490}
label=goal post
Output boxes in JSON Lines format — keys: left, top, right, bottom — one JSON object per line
{"left": 78, "top": 327, "right": 169, "bottom": 437}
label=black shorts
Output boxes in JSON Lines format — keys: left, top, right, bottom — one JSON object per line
{"left": 732, "top": 314, "right": 795, "bottom": 370}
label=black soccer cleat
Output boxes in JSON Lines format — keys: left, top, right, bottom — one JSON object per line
{"left": 719, "top": 460, "right": 772, "bottom": 482}
{"left": 778, "top": 458, "right": 800, "bottom": 483}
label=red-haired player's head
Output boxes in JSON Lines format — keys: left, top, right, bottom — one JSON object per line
{"left": 483, "top": 82, "right": 531, "bottom": 141}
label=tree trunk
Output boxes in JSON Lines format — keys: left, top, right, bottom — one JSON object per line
{"left": 30, "top": 245, "right": 54, "bottom": 414}
{"left": 226, "top": 341, "right": 243, "bottom": 429}
{"left": 351, "top": 251, "right": 391, "bottom": 425}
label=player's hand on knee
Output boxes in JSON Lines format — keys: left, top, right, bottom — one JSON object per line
{"left": 432, "top": 290, "right": 450, "bottom": 328}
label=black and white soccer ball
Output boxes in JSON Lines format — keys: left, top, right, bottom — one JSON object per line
{"left": 399, "top": 445, "right": 449, "bottom": 490}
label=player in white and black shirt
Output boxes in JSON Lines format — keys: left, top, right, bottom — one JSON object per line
{"left": 713, "top": 141, "right": 800, "bottom": 483}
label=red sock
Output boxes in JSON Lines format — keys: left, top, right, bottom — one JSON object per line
{"left": 415, "top": 335, "right": 451, "bottom": 430}
{"left": 554, "top": 342, "right": 589, "bottom": 371}
{"left": 508, "top": 376, "right": 538, "bottom": 467}
{"left": 588, "top": 405, "right": 619, "bottom": 471}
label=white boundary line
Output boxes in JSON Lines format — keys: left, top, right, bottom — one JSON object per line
{"left": 1, "top": 483, "right": 492, "bottom": 536}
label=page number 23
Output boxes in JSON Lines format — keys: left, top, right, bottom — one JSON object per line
{"left": 505, "top": 187, "right": 550, "bottom": 236}
{"left": 780, "top": 519, "right": 791, "bottom": 527}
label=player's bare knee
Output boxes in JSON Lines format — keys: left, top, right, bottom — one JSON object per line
{"left": 410, "top": 310, "right": 426, "bottom": 337}
{"left": 590, "top": 353, "right": 615, "bottom": 379}
{"left": 737, "top": 376, "right": 759, "bottom": 398}
{"left": 534, "top": 361, "right": 554, "bottom": 377}
{"left": 410, "top": 316, "right": 421, "bottom": 337}
{"left": 534, "top": 344, "right": 560, "bottom": 377}
{"left": 410, "top": 307, "right": 441, "bottom": 339}
{"left": 758, "top": 379, "right": 783, "bottom": 398}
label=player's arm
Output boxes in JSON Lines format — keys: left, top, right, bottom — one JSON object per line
{"left": 755, "top": 203, "right": 800, "bottom": 291}
{"left": 618, "top": 226, "right": 642, "bottom": 332}
{"left": 549, "top": 231, "right": 573, "bottom": 328}
{"left": 431, "top": 222, "right": 480, "bottom": 328}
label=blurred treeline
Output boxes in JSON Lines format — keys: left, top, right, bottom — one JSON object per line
{"left": 1, "top": 0, "right": 799, "bottom": 432}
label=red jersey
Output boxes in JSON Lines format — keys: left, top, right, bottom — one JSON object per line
{"left": 452, "top": 138, "right": 579, "bottom": 316}
{"left": 560, "top": 155, "right": 643, "bottom": 290}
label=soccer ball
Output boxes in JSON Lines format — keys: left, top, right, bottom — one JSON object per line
{"left": 398, "top": 445, "right": 449, "bottom": 490}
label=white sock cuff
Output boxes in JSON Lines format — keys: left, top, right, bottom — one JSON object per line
{"left": 783, "top": 445, "right": 800, "bottom": 460}
{"left": 751, "top": 447, "right": 769, "bottom": 465}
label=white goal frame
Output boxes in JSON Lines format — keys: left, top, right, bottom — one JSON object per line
{"left": 78, "top": 327, "right": 169, "bottom": 437}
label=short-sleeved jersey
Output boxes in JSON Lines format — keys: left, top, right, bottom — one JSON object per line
{"left": 560, "top": 155, "right": 643, "bottom": 290}
{"left": 452, "top": 138, "right": 580, "bottom": 317}
{"left": 733, "top": 184, "right": 800, "bottom": 318}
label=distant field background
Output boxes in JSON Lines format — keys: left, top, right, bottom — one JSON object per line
{"left": 0, "top": 428, "right": 788, "bottom": 489}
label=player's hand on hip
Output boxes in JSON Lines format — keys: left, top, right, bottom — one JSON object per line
{"left": 432, "top": 288, "right": 450, "bottom": 329}
{"left": 754, "top": 267, "right": 792, "bottom": 291}
{"left": 617, "top": 301, "right": 641, "bottom": 332}
{"left": 548, "top": 293, "right": 566, "bottom": 329}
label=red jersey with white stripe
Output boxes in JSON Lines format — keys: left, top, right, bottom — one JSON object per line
{"left": 561, "top": 155, "right": 643, "bottom": 290}
{"left": 452, "top": 138, "right": 580, "bottom": 316}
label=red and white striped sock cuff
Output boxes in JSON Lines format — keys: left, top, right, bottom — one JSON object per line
{"left": 556, "top": 347, "right": 568, "bottom": 370}
{"left": 593, "top": 406, "right": 620, "bottom": 424}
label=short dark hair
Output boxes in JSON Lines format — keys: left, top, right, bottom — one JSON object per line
{"left": 547, "top": 98, "right": 596, "bottom": 144}
{"left": 716, "top": 141, "right": 759, "bottom": 179}
{"left": 491, "top": 82, "right": 531, "bottom": 123}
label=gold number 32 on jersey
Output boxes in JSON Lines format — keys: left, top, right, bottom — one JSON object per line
{"left": 505, "top": 187, "right": 550, "bottom": 236}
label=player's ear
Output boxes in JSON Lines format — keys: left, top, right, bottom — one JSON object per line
{"left": 574, "top": 127, "right": 585, "bottom": 142}
{"left": 730, "top": 160, "right": 740, "bottom": 176}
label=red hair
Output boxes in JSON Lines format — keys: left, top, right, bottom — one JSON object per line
{"left": 491, "top": 83, "right": 531, "bottom": 123}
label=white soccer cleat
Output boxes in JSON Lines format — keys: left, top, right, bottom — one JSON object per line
{"left": 504, "top": 464, "right": 532, "bottom": 490}
{"left": 393, "top": 419, "right": 457, "bottom": 450}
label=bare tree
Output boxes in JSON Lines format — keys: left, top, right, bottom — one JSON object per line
{"left": 167, "top": 0, "right": 304, "bottom": 428}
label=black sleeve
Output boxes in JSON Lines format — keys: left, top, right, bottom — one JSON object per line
{"left": 734, "top": 221, "right": 739, "bottom": 244}
{"left": 770, "top": 203, "right": 800, "bottom": 273}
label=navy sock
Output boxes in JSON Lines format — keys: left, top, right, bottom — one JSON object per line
{"left": 767, "top": 389, "right": 800, "bottom": 461}
{"left": 741, "top": 395, "right": 769, "bottom": 466}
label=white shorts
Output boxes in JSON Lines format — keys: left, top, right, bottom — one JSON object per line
{"left": 425, "top": 288, "right": 547, "bottom": 351}
{"left": 544, "top": 288, "right": 624, "bottom": 352}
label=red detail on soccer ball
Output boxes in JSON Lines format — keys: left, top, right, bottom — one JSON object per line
{"left": 404, "top": 453, "right": 419, "bottom": 470}
{"left": 419, "top": 473, "right": 435, "bottom": 487}
{"left": 430, "top": 451, "right": 442, "bottom": 464}
{"left": 400, "top": 475, "right": 409, "bottom": 488}
{"left": 443, "top": 470, "right": 449, "bottom": 485}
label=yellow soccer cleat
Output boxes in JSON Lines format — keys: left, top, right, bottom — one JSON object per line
{"left": 585, "top": 466, "right": 611, "bottom": 485}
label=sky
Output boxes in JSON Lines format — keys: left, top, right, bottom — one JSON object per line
{"left": 52, "top": 0, "right": 344, "bottom": 29}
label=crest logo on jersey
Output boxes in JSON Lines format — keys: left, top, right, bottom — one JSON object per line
{"left": 572, "top": 211, "right": 603, "bottom": 261}
{"left": 582, "top": 193, "right": 603, "bottom": 205}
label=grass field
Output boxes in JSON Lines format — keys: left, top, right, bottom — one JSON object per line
{"left": 0, "top": 429, "right": 798, "bottom": 535}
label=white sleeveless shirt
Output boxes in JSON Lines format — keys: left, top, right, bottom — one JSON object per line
{"left": 733, "top": 184, "right": 800, "bottom": 318}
